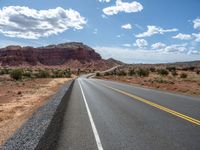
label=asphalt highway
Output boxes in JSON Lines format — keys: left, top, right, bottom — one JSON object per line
{"left": 56, "top": 78, "right": 200, "bottom": 150}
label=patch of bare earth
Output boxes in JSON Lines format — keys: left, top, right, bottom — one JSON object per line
{"left": 0, "top": 77, "right": 73, "bottom": 145}
{"left": 99, "top": 71, "right": 200, "bottom": 96}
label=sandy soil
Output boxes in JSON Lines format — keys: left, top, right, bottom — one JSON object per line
{"left": 0, "top": 77, "right": 73, "bottom": 145}
{"left": 98, "top": 71, "right": 200, "bottom": 96}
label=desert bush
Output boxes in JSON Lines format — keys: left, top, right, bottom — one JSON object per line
{"left": 23, "top": 71, "right": 32, "bottom": 78}
{"left": 157, "top": 69, "right": 169, "bottom": 76}
{"left": 149, "top": 67, "right": 156, "bottom": 72}
{"left": 171, "top": 70, "right": 178, "bottom": 76}
{"left": 166, "top": 66, "right": 176, "bottom": 71}
{"left": 52, "top": 70, "right": 66, "bottom": 78}
{"left": 180, "top": 73, "right": 187, "bottom": 78}
{"left": 154, "top": 78, "right": 168, "bottom": 84}
{"left": 117, "top": 70, "right": 127, "bottom": 76}
{"left": 128, "top": 68, "right": 135, "bottom": 76}
{"left": 64, "top": 69, "right": 71, "bottom": 78}
{"left": 0, "top": 68, "right": 9, "bottom": 75}
{"left": 104, "top": 72, "right": 111, "bottom": 76}
{"left": 196, "top": 70, "right": 200, "bottom": 75}
{"left": 36, "top": 70, "right": 50, "bottom": 78}
{"left": 155, "top": 78, "right": 174, "bottom": 84}
{"left": 10, "top": 69, "right": 23, "bottom": 80}
{"left": 96, "top": 72, "right": 101, "bottom": 76}
{"left": 135, "top": 68, "right": 149, "bottom": 77}
{"left": 182, "top": 66, "right": 195, "bottom": 71}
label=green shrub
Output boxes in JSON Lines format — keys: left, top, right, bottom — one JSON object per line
{"left": 135, "top": 68, "right": 149, "bottom": 77}
{"left": 157, "top": 69, "right": 169, "bottom": 76}
{"left": 180, "top": 73, "right": 187, "bottom": 78}
{"left": 10, "top": 69, "right": 23, "bottom": 80}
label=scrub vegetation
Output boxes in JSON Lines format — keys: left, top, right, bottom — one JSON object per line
{"left": 97, "top": 64, "right": 200, "bottom": 96}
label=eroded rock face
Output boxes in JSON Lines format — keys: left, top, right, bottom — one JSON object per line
{"left": 0, "top": 42, "right": 102, "bottom": 66}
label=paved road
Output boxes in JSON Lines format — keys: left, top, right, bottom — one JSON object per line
{"left": 56, "top": 78, "right": 200, "bottom": 150}
{"left": 85, "top": 65, "right": 121, "bottom": 78}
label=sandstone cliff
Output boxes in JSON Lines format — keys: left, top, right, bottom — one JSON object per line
{"left": 0, "top": 42, "right": 122, "bottom": 71}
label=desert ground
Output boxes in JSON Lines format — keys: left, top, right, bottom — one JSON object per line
{"left": 0, "top": 75, "right": 73, "bottom": 145}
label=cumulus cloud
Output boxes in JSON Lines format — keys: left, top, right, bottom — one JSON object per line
{"left": 151, "top": 42, "right": 192, "bottom": 54}
{"left": 192, "top": 33, "right": 200, "bottom": 42}
{"left": 0, "top": 6, "right": 86, "bottom": 39}
{"left": 135, "top": 25, "right": 178, "bottom": 38}
{"left": 163, "top": 44, "right": 188, "bottom": 53}
{"left": 94, "top": 46, "right": 200, "bottom": 64}
{"left": 151, "top": 42, "right": 166, "bottom": 49}
{"left": 99, "top": 0, "right": 111, "bottom": 2}
{"left": 121, "top": 23, "right": 132, "bottom": 29}
{"left": 134, "top": 39, "right": 148, "bottom": 48}
{"left": 187, "top": 50, "right": 200, "bottom": 55}
{"left": 172, "top": 33, "right": 192, "bottom": 40}
{"left": 103, "top": 0, "right": 143, "bottom": 16}
{"left": 193, "top": 18, "right": 200, "bottom": 29}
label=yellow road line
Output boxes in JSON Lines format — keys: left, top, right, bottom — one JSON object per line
{"left": 102, "top": 84, "right": 200, "bottom": 126}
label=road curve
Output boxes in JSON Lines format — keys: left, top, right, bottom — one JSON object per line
{"left": 55, "top": 78, "right": 200, "bottom": 150}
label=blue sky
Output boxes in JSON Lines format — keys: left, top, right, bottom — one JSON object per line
{"left": 0, "top": 0, "right": 200, "bottom": 63}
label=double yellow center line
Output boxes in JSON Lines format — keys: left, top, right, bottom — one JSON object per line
{"left": 102, "top": 84, "right": 200, "bottom": 126}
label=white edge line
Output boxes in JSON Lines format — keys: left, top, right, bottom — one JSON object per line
{"left": 78, "top": 79, "right": 104, "bottom": 150}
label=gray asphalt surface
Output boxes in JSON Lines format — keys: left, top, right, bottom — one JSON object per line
{"left": 56, "top": 78, "right": 200, "bottom": 150}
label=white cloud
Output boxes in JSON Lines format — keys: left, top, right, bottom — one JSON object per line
{"left": 192, "top": 33, "right": 200, "bottom": 42}
{"left": 122, "top": 43, "right": 131, "bottom": 47}
{"left": 187, "top": 50, "right": 200, "bottom": 55}
{"left": 103, "top": 0, "right": 143, "bottom": 16}
{"left": 151, "top": 42, "right": 166, "bottom": 49}
{"left": 134, "top": 39, "right": 148, "bottom": 48}
{"left": 99, "top": 0, "right": 111, "bottom": 2}
{"left": 135, "top": 25, "right": 178, "bottom": 38}
{"left": 151, "top": 43, "right": 191, "bottom": 54}
{"left": 121, "top": 23, "right": 132, "bottom": 29}
{"left": 94, "top": 46, "right": 200, "bottom": 64}
{"left": 163, "top": 44, "right": 188, "bottom": 53}
{"left": 172, "top": 33, "right": 192, "bottom": 40}
{"left": 0, "top": 6, "right": 86, "bottom": 39}
{"left": 193, "top": 18, "right": 200, "bottom": 29}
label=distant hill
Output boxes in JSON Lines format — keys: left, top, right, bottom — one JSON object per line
{"left": 172, "top": 60, "right": 200, "bottom": 66}
{"left": 0, "top": 42, "right": 122, "bottom": 71}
